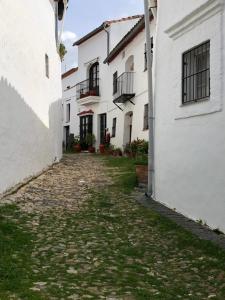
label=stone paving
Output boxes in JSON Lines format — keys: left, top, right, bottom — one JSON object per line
{"left": 1, "top": 154, "right": 225, "bottom": 300}
{"left": 2, "top": 154, "right": 111, "bottom": 214}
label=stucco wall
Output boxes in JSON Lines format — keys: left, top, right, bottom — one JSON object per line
{"left": 62, "top": 71, "right": 80, "bottom": 139}
{"left": 107, "top": 21, "right": 156, "bottom": 149}
{"left": 154, "top": 0, "right": 225, "bottom": 231}
{"left": 0, "top": 0, "right": 62, "bottom": 194}
{"left": 62, "top": 18, "right": 143, "bottom": 148}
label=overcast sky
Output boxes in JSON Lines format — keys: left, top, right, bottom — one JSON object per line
{"left": 61, "top": 0, "right": 144, "bottom": 73}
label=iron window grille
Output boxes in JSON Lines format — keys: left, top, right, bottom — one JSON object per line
{"left": 143, "top": 104, "right": 149, "bottom": 130}
{"left": 144, "top": 37, "right": 153, "bottom": 71}
{"left": 182, "top": 41, "right": 210, "bottom": 104}
{"left": 112, "top": 118, "right": 117, "bottom": 137}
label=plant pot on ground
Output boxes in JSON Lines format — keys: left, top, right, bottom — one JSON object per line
{"left": 85, "top": 133, "right": 96, "bottom": 153}
{"left": 88, "top": 146, "right": 96, "bottom": 153}
{"left": 99, "top": 144, "right": 105, "bottom": 154}
{"left": 135, "top": 161, "right": 148, "bottom": 185}
{"left": 74, "top": 144, "right": 81, "bottom": 153}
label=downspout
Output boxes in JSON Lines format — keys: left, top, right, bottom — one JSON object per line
{"left": 144, "top": 0, "right": 155, "bottom": 197}
{"left": 103, "top": 23, "right": 110, "bottom": 57}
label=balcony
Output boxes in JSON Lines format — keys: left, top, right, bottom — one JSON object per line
{"left": 76, "top": 79, "right": 100, "bottom": 105}
{"left": 113, "top": 72, "right": 135, "bottom": 104}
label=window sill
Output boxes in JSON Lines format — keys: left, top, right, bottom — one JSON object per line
{"left": 180, "top": 97, "right": 210, "bottom": 107}
{"left": 143, "top": 128, "right": 149, "bottom": 131}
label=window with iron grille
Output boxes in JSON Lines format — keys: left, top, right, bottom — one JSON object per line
{"left": 112, "top": 118, "right": 116, "bottom": 137}
{"left": 143, "top": 104, "right": 148, "bottom": 130}
{"left": 113, "top": 71, "right": 118, "bottom": 95}
{"left": 45, "top": 54, "right": 49, "bottom": 78}
{"left": 182, "top": 41, "right": 210, "bottom": 104}
{"left": 144, "top": 37, "right": 153, "bottom": 71}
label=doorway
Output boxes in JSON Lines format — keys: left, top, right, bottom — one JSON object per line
{"left": 64, "top": 126, "right": 70, "bottom": 150}
{"left": 124, "top": 111, "right": 133, "bottom": 146}
{"left": 99, "top": 113, "right": 107, "bottom": 144}
{"left": 80, "top": 115, "right": 93, "bottom": 150}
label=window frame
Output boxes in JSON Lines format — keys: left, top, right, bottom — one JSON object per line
{"left": 143, "top": 104, "right": 149, "bottom": 130}
{"left": 144, "top": 37, "right": 153, "bottom": 71}
{"left": 112, "top": 117, "right": 117, "bottom": 137}
{"left": 66, "top": 103, "right": 70, "bottom": 123}
{"left": 113, "top": 71, "right": 118, "bottom": 95}
{"left": 45, "top": 54, "right": 49, "bottom": 78}
{"left": 182, "top": 40, "right": 210, "bottom": 105}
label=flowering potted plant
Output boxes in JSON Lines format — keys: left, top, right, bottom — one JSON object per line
{"left": 74, "top": 135, "right": 81, "bottom": 153}
{"left": 85, "top": 133, "right": 96, "bottom": 153}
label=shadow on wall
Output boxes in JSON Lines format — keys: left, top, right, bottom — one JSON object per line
{"left": 0, "top": 77, "right": 62, "bottom": 194}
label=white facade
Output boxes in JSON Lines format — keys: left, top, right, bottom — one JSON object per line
{"left": 154, "top": 0, "right": 225, "bottom": 231}
{"left": 107, "top": 20, "right": 156, "bottom": 148}
{"left": 62, "top": 68, "right": 80, "bottom": 146}
{"left": 0, "top": 0, "right": 63, "bottom": 194}
{"left": 62, "top": 16, "right": 154, "bottom": 150}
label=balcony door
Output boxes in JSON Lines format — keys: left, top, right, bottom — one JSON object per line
{"left": 89, "top": 62, "right": 99, "bottom": 95}
{"left": 80, "top": 115, "right": 93, "bottom": 150}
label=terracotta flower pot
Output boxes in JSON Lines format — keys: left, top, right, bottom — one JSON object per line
{"left": 74, "top": 144, "right": 81, "bottom": 153}
{"left": 88, "top": 146, "right": 96, "bottom": 153}
{"left": 99, "top": 144, "right": 105, "bottom": 154}
{"left": 135, "top": 165, "right": 148, "bottom": 185}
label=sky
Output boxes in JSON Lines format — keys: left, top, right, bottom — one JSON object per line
{"left": 61, "top": 0, "right": 144, "bottom": 73}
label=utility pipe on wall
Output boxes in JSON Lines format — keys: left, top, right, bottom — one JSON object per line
{"left": 144, "top": 0, "right": 155, "bottom": 197}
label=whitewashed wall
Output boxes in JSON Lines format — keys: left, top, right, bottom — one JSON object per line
{"left": 0, "top": 0, "right": 62, "bottom": 194}
{"left": 63, "top": 18, "right": 142, "bottom": 148}
{"left": 107, "top": 21, "right": 156, "bottom": 149}
{"left": 154, "top": 0, "right": 225, "bottom": 231}
{"left": 62, "top": 71, "right": 80, "bottom": 141}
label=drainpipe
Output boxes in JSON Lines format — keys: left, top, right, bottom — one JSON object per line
{"left": 103, "top": 23, "right": 110, "bottom": 57}
{"left": 144, "top": 0, "right": 155, "bottom": 197}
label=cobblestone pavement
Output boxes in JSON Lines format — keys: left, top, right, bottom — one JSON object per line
{"left": 1, "top": 154, "right": 225, "bottom": 300}
{"left": 2, "top": 154, "right": 111, "bottom": 215}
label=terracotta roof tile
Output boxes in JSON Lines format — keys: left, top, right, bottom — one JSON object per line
{"left": 62, "top": 67, "right": 78, "bottom": 79}
{"left": 73, "top": 15, "right": 143, "bottom": 46}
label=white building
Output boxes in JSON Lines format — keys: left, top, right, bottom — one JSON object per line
{"left": 62, "top": 67, "right": 79, "bottom": 148}
{"left": 62, "top": 15, "right": 147, "bottom": 149}
{"left": 0, "top": 0, "right": 65, "bottom": 194}
{"left": 154, "top": 0, "right": 225, "bottom": 232}
{"left": 104, "top": 16, "right": 155, "bottom": 148}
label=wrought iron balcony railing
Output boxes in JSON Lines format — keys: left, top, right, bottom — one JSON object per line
{"left": 76, "top": 79, "right": 100, "bottom": 100}
{"left": 113, "top": 72, "right": 135, "bottom": 104}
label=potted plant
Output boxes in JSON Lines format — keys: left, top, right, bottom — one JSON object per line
{"left": 85, "top": 133, "right": 96, "bottom": 153}
{"left": 73, "top": 135, "right": 81, "bottom": 153}
{"left": 114, "top": 147, "right": 122, "bottom": 156}
{"left": 135, "top": 159, "right": 148, "bottom": 185}
{"left": 89, "top": 89, "right": 97, "bottom": 96}
{"left": 99, "top": 144, "right": 105, "bottom": 154}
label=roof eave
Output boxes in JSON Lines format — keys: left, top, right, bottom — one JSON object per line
{"left": 104, "top": 13, "right": 153, "bottom": 64}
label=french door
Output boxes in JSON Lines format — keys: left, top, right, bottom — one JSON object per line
{"left": 80, "top": 115, "right": 93, "bottom": 149}
{"left": 89, "top": 62, "right": 99, "bottom": 94}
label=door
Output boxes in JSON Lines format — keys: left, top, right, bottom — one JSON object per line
{"left": 64, "top": 126, "right": 70, "bottom": 150}
{"left": 100, "top": 113, "right": 107, "bottom": 144}
{"left": 80, "top": 115, "right": 93, "bottom": 150}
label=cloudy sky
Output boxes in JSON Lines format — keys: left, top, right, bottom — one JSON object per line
{"left": 61, "top": 0, "right": 144, "bottom": 73}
